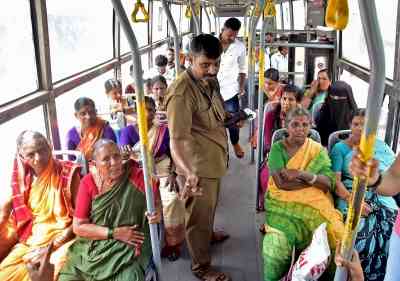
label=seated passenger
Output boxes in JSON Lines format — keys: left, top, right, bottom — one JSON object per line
{"left": 151, "top": 75, "right": 168, "bottom": 111}
{"left": 330, "top": 109, "right": 398, "bottom": 281}
{"left": 257, "top": 84, "right": 302, "bottom": 211}
{"left": 0, "top": 131, "right": 81, "bottom": 281}
{"left": 120, "top": 97, "right": 185, "bottom": 261}
{"left": 315, "top": 81, "right": 357, "bottom": 146}
{"left": 66, "top": 97, "right": 117, "bottom": 161}
{"left": 264, "top": 68, "right": 284, "bottom": 102}
{"left": 144, "top": 55, "right": 168, "bottom": 81}
{"left": 125, "top": 66, "right": 153, "bottom": 97}
{"left": 262, "top": 108, "right": 344, "bottom": 281}
{"left": 58, "top": 139, "right": 161, "bottom": 281}
{"left": 301, "top": 69, "right": 331, "bottom": 116}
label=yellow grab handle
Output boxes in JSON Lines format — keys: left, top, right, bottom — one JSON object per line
{"left": 185, "top": 5, "right": 192, "bottom": 18}
{"left": 131, "top": 0, "right": 149, "bottom": 23}
{"left": 264, "top": 0, "right": 276, "bottom": 17}
{"left": 325, "top": 0, "right": 349, "bottom": 30}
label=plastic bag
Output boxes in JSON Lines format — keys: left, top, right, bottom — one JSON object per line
{"left": 291, "top": 223, "right": 331, "bottom": 281}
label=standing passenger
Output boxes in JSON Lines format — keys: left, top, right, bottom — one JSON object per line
{"left": 166, "top": 34, "right": 231, "bottom": 281}
{"left": 217, "top": 17, "right": 247, "bottom": 159}
{"left": 270, "top": 46, "right": 289, "bottom": 75}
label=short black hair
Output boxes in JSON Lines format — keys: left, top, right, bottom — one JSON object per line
{"left": 155, "top": 55, "right": 168, "bottom": 67}
{"left": 318, "top": 68, "right": 330, "bottom": 80}
{"left": 74, "top": 97, "right": 96, "bottom": 112}
{"left": 190, "top": 34, "right": 222, "bottom": 59}
{"left": 278, "top": 46, "right": 288, "bottom": 52}
{"left": 151, "top": 75, "right": 167, "bottom": 87}
{"left": 224, "top": 18, "right": 241, "bottom": 31}
{"left": 283, "top": 84, "right": 303, "bottom": 102}
{"left": 104, "top": 78, "right": 121, "bottom": 93}
{"left": 264, "top": 68, "right": 280, "bottom": 82}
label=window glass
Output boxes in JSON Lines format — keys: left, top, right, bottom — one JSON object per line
{"left": 275, "top": 4, "right": 282, "bottom": 30}
{"left": 342, "top": 0, "right": 397, "bottom": 79}
{"left": 340, "top": 70, "right": 388, "bottom": 139}
{"left": 0, "top": 107, "right": 46, "bottom": 204}
{"left": 202, "top": 6, "right": 213, "bottom": 34}
{"left": 293, "top": 0, "right": 305, "bottom": 29}
{"left": 282, "top": 2, "right": 291, "bottom": 29}
{"left": 47, "top": 0, "right": 114, "bottom": 81}
{"left": 121, "top": 54, "right": 149, "bottom": 93}
{"left": 152, "top": 1, "right": 168, "bottom": 42}
{"left": 181, "top": 5, "right": 191, "bottom": 33}
{"left": 171, "top": 4, "right": 182, "bottom": 35}
{"left": 55, "top": 71, "right": 113, "bottom": 150}
{"left": 121, "top": 0, "right": 149, "bottom": 53}
{"left": 0, "top": 1, "right": 38, "bottom": 106}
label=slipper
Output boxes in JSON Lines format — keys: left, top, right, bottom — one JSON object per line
{"left": 211, "top": 231, "right": 230, "bottom": 244}
{"left": 195, "top": 268, "right": 232, "bottom": 281}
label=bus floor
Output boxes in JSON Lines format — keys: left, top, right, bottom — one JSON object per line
{"left": 162, "top": 128, "right": 264, "bottom": 281}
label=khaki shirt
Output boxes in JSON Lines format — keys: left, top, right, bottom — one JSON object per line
{"left": 166, "top": 70, "right": 228, "bottom": 178}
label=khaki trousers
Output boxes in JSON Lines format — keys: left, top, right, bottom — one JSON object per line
{"left": 177, "top": 176, "right": 221, "bottom": 274}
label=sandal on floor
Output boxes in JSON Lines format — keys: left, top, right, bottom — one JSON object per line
{"left": 195, "top": 269, "right": 232, "bottom": 281}
{"left": 211, "top": 231, "right": 230, "bottom": 244}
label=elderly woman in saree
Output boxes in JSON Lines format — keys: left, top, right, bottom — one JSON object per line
{"left": 0, "top": 131, "right": 81, "bottom": 281}
{"left": 59, "top": 139, "right": 161, "bottom": 281}
{"left": 330, "top": 109, "right": 398, "bottom": 281}
{"left": 262, "top": 107, "right": 344, "bottom": 281}
{"left": 66, "top": 97, "right": 117, "bottom": 161}
{"left": 119, "top": 96, "right": 184, "bottom": 262}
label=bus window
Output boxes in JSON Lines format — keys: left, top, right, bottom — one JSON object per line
{"left": 0, "top": 1, "right": 38, "bottom": 106}
{"left": 121, "top": 0, "right": 149, "bottom": 52}
{"left": 275, "top": 4, "right": 282, "bottom": 30}
{"left": 293, "top": 0, "right": 306, "bottom": 29}
{"left": 171, "top": 4, "right": 182, "bottom": 35}
{"left": 153, "top": 1, "right": 168, "bottom": 42}
{"left": 0, "top": 107, "right": 47, "bottom": 204}
{"left": 294, "top": 47, "right": 305, "bottom": 86}
{"left": 342, "top": 0, "right": 398, "bottom": 79}
{"left": 181, "top": 5, "right": 191, "bottom": 33}
{"left": 282, "top": 1, "right": 291, "bottom": 30}
{"left": 340, "top": 70, "right": 388, "bottom": 139}
{"left": 47, "top": 0, "right": 114, "bottom": 81}
{"left": 55, "top": 70, "right": 113, "bottom": 149}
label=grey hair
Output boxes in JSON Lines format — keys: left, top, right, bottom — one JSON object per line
{"left": 16, "top": 130, "right": 49, "bottom": 151}
{"left": 92, "top": 139, "right": 119, "bottom": 159}
{"left": 285, "top": 107, "right": 311, "bottom": 128}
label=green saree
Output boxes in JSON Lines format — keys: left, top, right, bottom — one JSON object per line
{"left": 59, "top": 168, "right": 155, "bottom": 281}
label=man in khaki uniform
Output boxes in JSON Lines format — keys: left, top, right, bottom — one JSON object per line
{"left": 166, "top": 34, "right": 231, "bottom": 281}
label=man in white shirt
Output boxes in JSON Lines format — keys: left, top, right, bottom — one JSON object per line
{"left": 217, "top": 18, "right": 247, "bottom": 158}
{"left": 270, "top": 46, "right": 288, "bottom": 74}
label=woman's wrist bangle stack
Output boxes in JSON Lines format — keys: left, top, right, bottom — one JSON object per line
{"left": 107, "top": 227, "right": 114, "bottom": 239}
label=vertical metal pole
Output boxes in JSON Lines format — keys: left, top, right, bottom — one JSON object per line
{"left": 334, "top": 1, "right": 386, "bottom": 280}
{"left": 30, "top": 0, "right": 61, "bottom": 150}
{"left": 280, "top": 3, "right": 284, "bottom": 30}
{"left": 148, "top": 0, "right": 153, "bottom": 68}
{"left": 288, "top": 0, "right": 294, "bottom": 30}
{"left": 385, "top": 96, "right": 397, "bottom": 146}
{"left": 248, "top": 3, "right": 262, "bottom": 164}
{"left": 202, "top": 2, "right": 212, "bottom": 34}
{"left": 211, "top": 6, "right": 218, "bottom": 33}
{"left": 110, "top": 0, "right": 162, "bottom": 278}
{"left": 391, "top": 102, "right": 400, "bottom": 153}
{"left": 161, "top": 0, "right": 181, "bottom": 77}
{"left": 189, "top": 0, "right": 201, "bottom": 35}
{"left": 255, "top": 13, "right": 272, "bottom": 210}
{"left": 113, "top": 11, "right": 122, "bottom": 81}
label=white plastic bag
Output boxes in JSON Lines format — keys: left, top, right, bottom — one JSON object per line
{"left": 291, "top": 223, "right": 331, "bottom": 281}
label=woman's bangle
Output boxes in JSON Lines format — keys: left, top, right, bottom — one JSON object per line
{"left": 368, "top": 173, "right": 382, "bottom": 192}
{"left": 107, "top": 227, "right": 114, "bottom": 239}
{"left": 308, "top": 174, "right": 318, "bottom": 185}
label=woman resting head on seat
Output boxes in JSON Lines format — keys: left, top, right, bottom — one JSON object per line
{"left": 330, "top": 108, "right": 397, "bottom": 281}
{"left": 120, "top": 96, "right": 185, "bottom": 262}
{"left": 315, "top": 80, "right": 357, "bottom": 146}
{"left": 66, "top": 97, "right": 116, "bottom": 161}
{"left": 59, "top": 139, "right": 161, "bottom": 281}
{"left": 262, "top": 107, "right": 344, "bottom": 281}
{"left": 264, "top": 68, "right": 283, "bottom": 102}
{"left": 151, "top": 75, "right": 168, "bottom": 111}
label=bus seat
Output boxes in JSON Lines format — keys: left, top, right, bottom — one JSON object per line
{"left": 271, "top": 128, "right": 321, "bottom": 145}
{"left": 53, "top": 150, "right": 88, "bottom": 175}
{"left": 327, "top": 130, "right": 351, "bottom": 153}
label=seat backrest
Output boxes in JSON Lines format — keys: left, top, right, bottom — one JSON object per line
{"left": 327, "top": 130, "right": 351, "bottom": 153}
{"left": 53, "top": 150, "right": 88, "bottom": 175}
{"left": 271, "top": 128, "right": 322, "bottom": 145}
